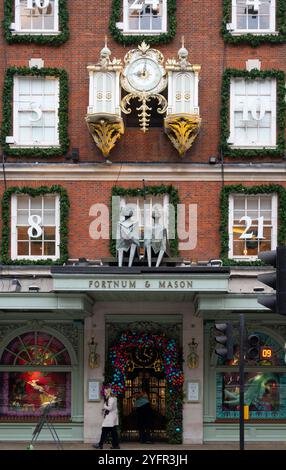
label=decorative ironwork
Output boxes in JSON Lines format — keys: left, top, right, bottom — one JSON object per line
{"left": 164, "top": 114, "right": 201, "bottom": 156}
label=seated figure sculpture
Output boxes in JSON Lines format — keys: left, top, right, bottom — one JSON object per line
{"left": 116, "top": 207, "right": 140, "bottom": 267}
{"left": 145, "top": 208, "right": 169, "bottom": 267}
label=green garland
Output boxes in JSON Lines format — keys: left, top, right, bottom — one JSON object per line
{"left": 1, "top": 185, "right": 70, "bottom": 265}
{"left": 220, "top": 68, "right": 285, "bottom": 158}
{"left": 109, "top": 0, "right": 176, "bottom": 46}
{"left": 110, "top": 184, "right": 179, "bottom": 257}
{"left": 220, "top": 184, "right": 286, "bottom": 266}
{"left": 3, "top": 0, "right": 69, "bottom": 45}
{"left": 1, "top": 66, "right": 69, "bottom": 157}
{"left": 222, "top": 0, "right": 286, "bottom": 46}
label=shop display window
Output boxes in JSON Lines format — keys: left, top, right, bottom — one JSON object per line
{"left": 0, "top": 331, "right": 71, "bottom": 420}
{"left": 215, "top": 330, "right": 286, "bottom": 420}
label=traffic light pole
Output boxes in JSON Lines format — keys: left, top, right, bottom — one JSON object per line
{"left": 239, "top": 313, "right": 245, "bottom": 451}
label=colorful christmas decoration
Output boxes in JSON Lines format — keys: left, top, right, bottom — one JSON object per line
{"left": 109, "top": 331, "right": 184, "bottom": 443}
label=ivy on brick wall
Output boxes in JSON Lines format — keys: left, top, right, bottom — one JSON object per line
{"left": 220, "top": 68, "right": 285, "bottom": 158}
{"left": 222, "top": 0, "right": 286, "bottom": 46}
{"left": 3, "top": 0, "right": 69, "bottom": 45}
{"left": 220, "top": 184, "right": 286, "bottom": 266}
{"left": 1, "top": 185, "right": 69, "bottom": 265}
{"left": 1, "top": 66, "right": 69, "bottom": 158}
{"left": 110, "top": 185, "right": 179, "bottom": 257}
{"left": 109, "top": 0, "right": 176, "bottom": 46}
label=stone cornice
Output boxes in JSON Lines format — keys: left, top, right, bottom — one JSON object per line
{"left": 1, "top": 163, "right": 286, "bottom": 182}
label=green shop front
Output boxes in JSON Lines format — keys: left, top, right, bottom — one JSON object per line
{"left": 0, "top": 265, "right": 285, "bottom": 443}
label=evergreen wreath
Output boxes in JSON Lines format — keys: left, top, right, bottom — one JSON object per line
{"left": 1, "top": 66, "right": 69, "bottom": 158}
{"left": 3, "top": 0, "right": 69, "bottom": 45}
{"left": 109, "top": 0, "right": 176, "bottom": 46}
{"left": 1, "top": 185, "right": 70, "bottom": 265}
{"left": 222, "top": 0, "right": 286, "bottom": 46}
{"left": 220, "top": 68, "right": 285, "bottom": 158}
{"left": 110, "top": 184, "right": 179, "bottom": 257}
{"left": 220, "top": 184, "right": 286, "bottom": 266}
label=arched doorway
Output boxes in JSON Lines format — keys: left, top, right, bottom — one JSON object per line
{"left": 107, "top": 327, "right": 184, "bottom": 444}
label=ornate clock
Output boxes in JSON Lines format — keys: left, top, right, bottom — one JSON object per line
{"left": 132, "top": 346, "right": 158, "bottom": 367}
{"left": 121, "top": 41, "right": 168, "bottom": 132}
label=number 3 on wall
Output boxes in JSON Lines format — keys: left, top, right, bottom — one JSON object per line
{"left": 26, "top": 0, "right": 50, "bottom": 9}
{"left": 238, "top": 216, "right": 264, "bottom": 240}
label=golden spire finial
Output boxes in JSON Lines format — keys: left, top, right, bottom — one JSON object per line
{"left": 181, "top": 36, "right": 185, "bottom": 49}
{"left": 104, "top": 35, "right": 108, "bottom": 48}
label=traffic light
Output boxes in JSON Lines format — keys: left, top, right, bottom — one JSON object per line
{"left": 257, "top": 246, "right": 286, "bottom": 315}
{"left": 214, "top": 322, "right": 233, "bottom": 359}
{"left": 246, "top": 334, "right": 260, "bottom": 360}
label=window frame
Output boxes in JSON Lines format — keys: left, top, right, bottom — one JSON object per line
{"left": 122, "top": 0, "right": 167, "bottom": 35}
{"left": 14, "top": 0, "right": 59, "bottom": 34}
{"left": 1, "top": 67, "right": 69, "bottom": 158}
{"left": 3, "top": 0, "right": 69, "bottom": 45}
{"left": 229, "top": 77, "right": 277, "bottom": 149}
{"left": 13, "top": 75, "right": 60, "bottom": 148}
{"left": 220, "top": 69, "right": 285, "bottom": 159}
{"left": 230, "top": 0, "right": 276, "bottom": 34}
{"left": 11, "top": 193, "right": 60, "bottom": 261}
{"left": 228, "top": 192, "right": 278, "bottom": 261}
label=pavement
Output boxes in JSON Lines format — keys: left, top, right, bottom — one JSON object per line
{"left": 0, "top": 441, "right": 286, "bottom": 450}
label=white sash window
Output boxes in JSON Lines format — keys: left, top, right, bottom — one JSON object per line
{"left": 11, "top": 194, "right": 60, "bottom": 260}
{"left": 229, "top": 78, "right": 276, "bottom": 148}
{"left": 230, "top": 0, "right": 276, "bottom": 33}
{"left": 13, "top": 76, "right": 59, "bottom": 147}
{"left": 14, "top": 0, "right": 59, "bottom": 33}
{"left": 228, "top": 193, "right": 277, "bottom": 260}
{"left": 123, "top": 0, "right": 167, "bottom": 33}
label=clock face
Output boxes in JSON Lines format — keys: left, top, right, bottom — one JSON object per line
{"left": 126, "top": 58, "right": 163, "bottom": 92}
{"left": 133, "top": 346, "right": 158, "bottom": 367}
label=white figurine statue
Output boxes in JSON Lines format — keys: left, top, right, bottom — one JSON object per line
{"left": 116, "top": 207, "right": 140, "bottom": 267}
{"left": 145, "top": 208, "right": 168, "bottom": 267}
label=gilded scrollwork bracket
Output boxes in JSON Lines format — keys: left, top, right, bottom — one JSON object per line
{"left": 164, "top": 113, "right": 201, "bottom": 157}
{"left": 85, "top": 113, "right": 124, "bottom": 159}
{"left": 121, "top": 92, "right": 168, "bottom": 133}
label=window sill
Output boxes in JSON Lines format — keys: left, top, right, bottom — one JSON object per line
{"left": 229, "top": 145, "right": 277, "bottom": 150}
{"left": 9, "top": 145, "right": 60, "bottom": 149}
{"left": 11, "top": 31, "right": 60, "bottom": 36}
{"left": 12, "top": 256, "right": 58, "bottom": 261}
{"left": 230, "top": 31, "right": 278, "bottom": 36}
{"left": 122, "top": 30, "right": 167, "bottom": 35}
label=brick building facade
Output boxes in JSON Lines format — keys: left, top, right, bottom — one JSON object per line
{"left": 0, "top": 0, "right": 285, "bottom": 443}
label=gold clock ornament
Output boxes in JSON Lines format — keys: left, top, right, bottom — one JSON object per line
{"left": 121, "top": 41, "right": 168, "bottom": 132}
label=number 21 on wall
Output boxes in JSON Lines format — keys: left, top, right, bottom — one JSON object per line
{"left": 238, "top": 216, "right": 264, "bottom": 239}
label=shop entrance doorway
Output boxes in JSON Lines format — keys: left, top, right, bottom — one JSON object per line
{"left": 121, "top": 360, "right": 167, "bottom": 441}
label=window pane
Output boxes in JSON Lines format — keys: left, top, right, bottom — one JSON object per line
{"left": 17, "top": 242, "right": 29, "bottom": 256}
{"left": 17, "top": 197, "right": 29, "bottom": 210}
{"left": 17, "top": 227, "right": 29, "bottom": 241}
{"left": 0, "top": 371, "right": 71, "bottom": 419}
{"left": 17, "top": 211, "right": 29, "bottom": 225}
{"left": 43, "top": 242, "right": 55, "bottom": 256}
{"left": 31, "top": 241, "right": 43, "bottom": 256}
{"left": 43, "top": 227, "right": 56, "bottom": 240}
